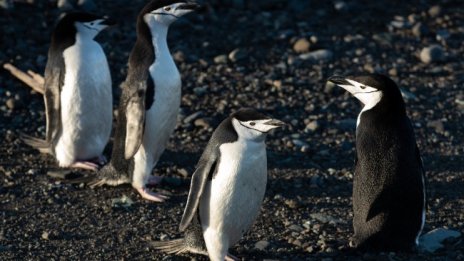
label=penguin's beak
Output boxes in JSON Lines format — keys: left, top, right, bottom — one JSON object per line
{"left": 101, "top": 16, "right": 117, "bottom": 26}
{"left": 328, "top": 75, "right": 351, "bottom": 86}
{"left": 264, "top": 119, "right": 286, "bottom": 128}
{"left": 177, "top": 2, "right": 200, "bottom": 11}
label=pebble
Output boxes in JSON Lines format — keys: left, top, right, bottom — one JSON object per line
{"left": 420, "top": 45, "right": 444, "bottom": 64}
{"left": 293, "top": 38, "right": 310, "bottom": 53}
{"left": 305, "top": 120, "right": 319, "bottom": 132}
{"left": 333, "top": 1, "right": 348, "bottom": 12}
{"left": 194, "top": 118, "right": 212, "bottom": 129}
{"left": 183, "top": 111, "right": 204, "bottom": 124}
{"left": 427, "top": 119, "right": 445, "bottom": 133}
{"left": 47, "top": 170, "right": 72, "bottom": 180}
{"left": 288, "top": 224, "right": 304, "bottom": 232}
{"left": 428, "top": 5, "right": 442, "bottom": 17}
{"left": 419, "top": 228, "right": 461, "bottom": 253}
{"left": 299, "top": 49, "right": 333, "bottom": 62}
{"left": 41, "top": 231, "right": 49, "bottom": 240}
{"left": 254, "top": 240, "right": 270, "bottom": 250}
{"left": 412, "top": 22, "right": 428, "bottom": 38}
{"left": 213, "top": 55, "right": 228, "bottom": 64}
{"left": 6, "top": 98, "right": 15, "bottom": 110}
{"left": 176, "top": 168, "right": 189, "bottom": 178}
{"left": 228, "top": 48, "right": 247, "bottom": 62}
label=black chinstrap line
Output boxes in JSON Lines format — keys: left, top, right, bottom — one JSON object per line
{"left": 151, "top": 12, "right": 180, "bottom": 19}
{"left": 238, "top": 122, "right": 270, "bottom": 134}
{"left": 353, "top": 90, "right": 381, "bottom": 95}
{"left": 82, "top": 24, "right": 99, "bottom": 32}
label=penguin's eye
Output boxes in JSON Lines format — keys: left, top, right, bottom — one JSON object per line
{"left": 90, "top": 22, "right": 94, "bottom": 26}
{"left": 250, "top": 122, "right": 256, "bottom": 126}
{"left": 164, "top": 6, "right": 171, "bottom": 11}
{"left": 360, "top": 85, "right": 366, "bottom": 89}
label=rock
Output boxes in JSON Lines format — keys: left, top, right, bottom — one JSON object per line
{"left": 41, "top": 231, "right": 49, "bottom": 240}
{"left": 183, "top": 111, "right": 204, "bottom": 124}
{"left": 5, "top": 98, "right": 15, "bottom": 110}
{"left": 412, "top": 23, "right": 428, "bottom": 38}
{"left": 310, "top": 213, "right": 345, "bottom": 224}
{"left": 288, "top": 224, "right": 304, "bottom": 232}
{"left": 111, "top": 195, "right": 134, "bottom": 209}
{"left": 305, "top": 120, "right": 319, "bottom": 132}
{"left": 299, "top": 49, "right": 333, "bottom": 62}
{"left": 436, "top": 29, "right": 450, "bottom": 42}
{"left": 400, "top": 88, "right": 418, "bottom": 101}
{"left": 228, "top": 48, "right": 247, "bottom": 62}
{"left": 420, "top": 45, "right": 444, "bottom": 64}
{"left": 176, "top": 168, "right": 189, "bottom": 178}
{"left": 334, "top": 1, "right": 348, "bottom": 12}
{"left": 77, "top": 0, "right": 97, "bottom": 11}
{"left": 194, "top": 118, "right": 212, "bottom": 129}
{"left": 47, "top": 170, "right": 72, "bottom": 180}
{"left": 0, "top": 0, "right": 13, "bottom": 10}
{"left": 427, "top": 120, "right": 445, "bottom": 133}
{"left": 428, "top": 5, "right": 442, "bottom": 18}
{"left": 57, "top": 0, "right": 75, "bottom": 10}
{"left": 254, "top": 240, "right": 270, "bottom": 250}
{"left": 419, "top": 228, "right": 461, "bottom": 253}
{"left": 293, "top": 38, "right": 310, "bottom": 53}
{"left": 213, "top": 55, "right": 228, "bottom": 64}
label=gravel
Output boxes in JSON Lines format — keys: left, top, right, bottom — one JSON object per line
{"left": 1, "top": 0, "right": 464, "bottom": 260}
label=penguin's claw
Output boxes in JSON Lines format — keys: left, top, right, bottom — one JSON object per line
{"left": 70, "top": 161, "right": 99, "bottom": 171}
{"left": 136, "top": 187, "right": 169, "bottom": 202}
{"left": 97, "top": 155, "right": 107, "bottom": 165}
{"left": 225, "top": 253, "right": 240, "bottom": 261}
{"left": 147, "top": 175, "right": 163, "bottom": 186}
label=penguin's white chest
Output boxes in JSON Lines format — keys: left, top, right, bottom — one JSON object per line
{"left": 200, "top": 140, "right": 268, "bottom": 247}
{"left": 143, "top": 53, "right": 181, "bottom": 151}
{"left": 55, "top": 40, "right": 112, "bottom": 165}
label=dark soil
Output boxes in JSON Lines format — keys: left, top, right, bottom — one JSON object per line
{"left": 1, "top": 0, "right": 463, "bottom": 260}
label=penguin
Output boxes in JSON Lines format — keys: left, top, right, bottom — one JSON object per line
{"left": 22, "top": 12, "right": 115, "bottom": 171}
{"left": 88, "top": 0, "right": 199, "bottom": 201}
{"left": 328, "top": 74, "right": 426, "bottom": 251}
{"left": 151, "top": 109, "right": 285, "bottom": 261}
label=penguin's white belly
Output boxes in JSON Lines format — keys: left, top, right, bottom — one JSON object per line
{"left": 200, "top": 140, "right": 267, "bottom": 248}
{"left": 55, "top": 42, "right": 112, "bottom": 166}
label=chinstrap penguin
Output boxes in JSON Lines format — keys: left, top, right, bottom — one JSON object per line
{"left": 89, "top": 0, "right": 199, "bottom": 201}
{"left": 328, "top": 74, "right": 426, "bottom": 251}
{"left": 152, "top": 109, "right": 285, "bottom": 261}
{"left": 22, "top": 12, "right": 115, "bottom": 171}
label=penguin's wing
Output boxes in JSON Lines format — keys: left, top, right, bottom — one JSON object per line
{"left": 179, "top": 144, "right": 219, "bottom": 232}
{"left": 123, "top": 76, "right": 154, "bottom": 159}
{"left": 179, "top": 118, "right": 238, "bottom": 231}
{"left": 43, "top": 57, "right": 65, "bottom": 146}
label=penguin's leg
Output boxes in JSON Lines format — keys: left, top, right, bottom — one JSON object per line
{"left": 132, "top": 146, "right": 169, "bottom": 202}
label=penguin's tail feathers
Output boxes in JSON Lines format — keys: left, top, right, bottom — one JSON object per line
{"left": 150, "top": 238, "right": 189, "bottom": 255}
{"left": 20, "top": 133, "right": 52, "bottom": 154}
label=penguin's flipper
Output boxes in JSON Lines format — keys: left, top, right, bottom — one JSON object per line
{"left": 43, "top": 64, "right": 64, "bottom": 145}
{"left": 20, "top": 133, "right": 52, "bottom": 154}
{"left": 179, "top": 154, "right": 217, "bottom": 232}
{"left": 124, "top": 81, "right": 147, "bottom": 159}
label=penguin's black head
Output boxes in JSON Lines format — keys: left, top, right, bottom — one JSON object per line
{"left": 140, "top": 0, "right": 199, "bottom": 27}
{"left": 53, "top": 12, "right": 115, "bottom": 43}
{"left": 328, "top": 74, "right": 404, "bottom": 109}
{"left": 230, "top": 109, "right": 285, "bottom": 140}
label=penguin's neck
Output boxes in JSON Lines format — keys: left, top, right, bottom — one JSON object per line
{"left": 149, "top": 24, "right": 171, "bottom": 60}
{"left": 75, "top": 33, "right": 96, "bottom": 45}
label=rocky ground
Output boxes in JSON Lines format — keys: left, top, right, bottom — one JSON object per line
{"left": 1, "top": 0, "right": 463, "bottom": 260}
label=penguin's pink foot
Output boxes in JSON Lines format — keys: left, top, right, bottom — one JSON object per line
{"left": 135, "top": 187, "right": 169, "bottom": 202}
{"left": 225, "top": 253, "right": 240, "bottom": 261}
{"left": 147, "top": 175, "right": 163, "bottom": 186}
{"left": 70, "top": 161, "right": 99, "bottom": 171}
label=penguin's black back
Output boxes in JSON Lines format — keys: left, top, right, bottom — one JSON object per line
{"left": 353, "top": 93, "right": 425, "bottom": 251}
